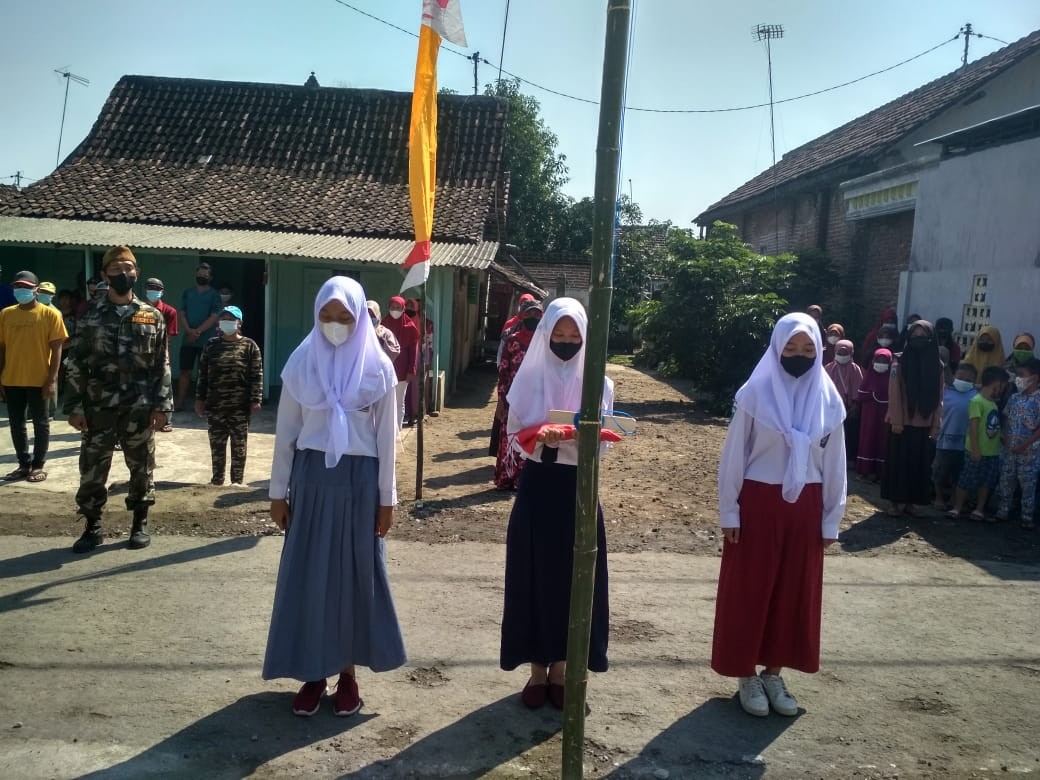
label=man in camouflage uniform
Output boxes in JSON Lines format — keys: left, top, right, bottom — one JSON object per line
{"left": 64, "top": 246, "right": 173, "bottom": 553}
{"left": 194, "top": 305, "right": 263, "bottom": 485}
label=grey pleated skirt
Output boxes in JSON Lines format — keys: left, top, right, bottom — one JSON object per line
{"left": 262, "top": 449, "right": 407, "bottom": 682}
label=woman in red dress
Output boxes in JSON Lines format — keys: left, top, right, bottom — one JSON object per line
{"left": 493, "top": 300, "right": 543, "bottom": 490}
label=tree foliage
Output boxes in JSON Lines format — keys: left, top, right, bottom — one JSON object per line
{"left": 487, "top": 79, "right": 569, "bottom": 251}
{"left": 631, "top": 222, "right": 839, "bottom": 412}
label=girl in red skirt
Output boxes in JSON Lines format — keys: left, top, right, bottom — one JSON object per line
{"left": 713, "top": 312, "right": 847, "bottom": 717}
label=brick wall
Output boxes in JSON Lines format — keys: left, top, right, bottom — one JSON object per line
{"left": 714, "top": 188, "right": 913, "bottom": 341}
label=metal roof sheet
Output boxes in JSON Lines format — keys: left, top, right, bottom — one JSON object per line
{"left": 0, "top": 216, "right": 497, "bottom": 269}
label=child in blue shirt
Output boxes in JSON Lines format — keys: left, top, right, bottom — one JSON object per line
{"left": 932, "top": 363, "right": 977, "bottom": 510}
{"left": 997, "top": 358, "right": 1040, "bottom": 528}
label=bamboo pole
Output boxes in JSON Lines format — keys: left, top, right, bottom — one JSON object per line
{"left": 561, "top": 2, "right": 632, "bottom": 777}
{"left": 414, "top": 286, "right": 426, "bottom": 500}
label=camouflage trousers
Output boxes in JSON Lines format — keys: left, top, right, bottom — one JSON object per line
{"left": 76, "top": 407, "right": 156, "bottom": 519}
{"left": 208, "top": 412, "right": 249, "bottom": 484}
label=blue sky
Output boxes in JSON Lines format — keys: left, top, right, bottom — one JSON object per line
{"left": 1, "top": 0, "right": 1037, "bottom": 227}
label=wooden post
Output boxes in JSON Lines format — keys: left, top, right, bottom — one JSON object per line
{"left": 561, "top": 1, "right": 632, "bottom": 778}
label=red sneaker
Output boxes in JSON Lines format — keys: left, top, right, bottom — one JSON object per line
{"left": 333, "top": 673, "right": 362, "bottom": 716}
{"left": 292, "top": 680, "right": 326, "bottom": 716}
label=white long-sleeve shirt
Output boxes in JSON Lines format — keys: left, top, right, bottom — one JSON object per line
{"left": 718, "top": 408, "right": 847, "bottom": 539}
{"left": 506, "top": 383, "right": 615, "bottom": 465}
{"left": 269, "top": 386, "right": 398, "bottom": 505}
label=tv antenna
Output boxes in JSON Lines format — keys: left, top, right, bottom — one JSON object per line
{"left": 753, "top": 23, "right": 784, "bottom": 254}
{"left": 55, "top": 68, "right": 90, "bottom": 166}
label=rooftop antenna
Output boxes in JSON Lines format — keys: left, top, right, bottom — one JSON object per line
{"left": 54, "top": 68, "right": 89, "bottom": 166}
{"left": 753, "top": 23, "right": 784, "bottom": 254}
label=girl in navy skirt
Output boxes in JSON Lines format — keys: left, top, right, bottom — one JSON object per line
{"left": 499, "top": 297, "right": 614, "bottom": 709}
{"left": 264, "top": 276, "right": 405, "bottom": 717}
{"left": 713, "top": 312, "right": 847, "bottom": 717}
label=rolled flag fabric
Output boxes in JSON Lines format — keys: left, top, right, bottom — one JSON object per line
{"left": 402, "top": 0, "right": 467, "bottom": 293}
{"left": 515, "top": 424, "right": 623, "bottom": 456}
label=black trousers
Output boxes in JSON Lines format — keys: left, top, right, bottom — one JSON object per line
{"left": 5, "top": 386, "right": 50, "bottom": 468}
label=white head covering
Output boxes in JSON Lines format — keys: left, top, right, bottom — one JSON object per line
{"left": 506, "top": 297, "right": 613, "bottom": 431}
{"left": 734, "top": 312, "right": 846, "bottom": 503}
{"left": 281, "top": 276, "right": 397, "bottom": 468}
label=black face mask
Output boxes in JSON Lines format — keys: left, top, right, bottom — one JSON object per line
{"left": 550, "top": 340, "right": 582, "bottom": 362}
{"left": 978, "top": 341, "right": 995, "bottom": 352}
{"left": 196, "top": 276, "right": 210, "bottom": 287}
{"left": 522, "top": 317, "right": 540, "bottom": 331}
{"left": 107, "top": 273, "right": 136, "bottom": 296}
{"left": 780, "top": 354, "right": 814, "bottom": 378}
{"left": 909, "top": 336, "right": 931, "bottom": 350}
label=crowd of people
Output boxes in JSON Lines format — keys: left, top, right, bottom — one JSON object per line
{"left": 812, "top": 304, "right": 1040, "bottom": 528}
{"left": 5, "top": 252, "right": 1036, "bottom": 724}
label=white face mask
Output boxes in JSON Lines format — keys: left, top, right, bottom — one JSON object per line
{"left": 321, "top": 321, "right": 353, "bottom": 346}
{"left": 389, "top": 309, "right": 404, "bottom": 320}
{"left": 873, "top": 362, "right": 890, "bottom": 374}
{"left": 827, "top": 335, "right": 839, "bottom": 345}
{"left": 952, "top": 379, "right": 975, "bottom": 393}
{"left": 877, "top": 338, "right": 893, "bottom": 347}
{"left": 1015, "top": 376, "right": 1034, "bottom": 392}
{"left": 835, "top": 354, "right": 852, "bottom": 365}
{"left": 218, "top": 320, "right": 239, "bottom": 336}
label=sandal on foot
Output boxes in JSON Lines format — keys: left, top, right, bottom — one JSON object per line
{"left": 160, "top": 424, "right": 173, "bottom": 433}
{"left": 969, "top": 510, "right": 987, "bottom": 522}
{"left": 945, "top": 509, "right": 961, "bottom": 519}
{"left": 4, "top": 467, "right": 30, "bottom": 481}
{"left": 26, "top": 469, "right": 47, "bottom": 483}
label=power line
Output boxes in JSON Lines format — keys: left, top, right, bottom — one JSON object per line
{"left": 327, "top": 1, "right": 981, "bottom": 115}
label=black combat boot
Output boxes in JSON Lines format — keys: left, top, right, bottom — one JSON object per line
{"left": 72, "top": 517, "right": 104, "bottom": 554}
{"left": 128, "top": 508, "right": 151, "bottom": 550}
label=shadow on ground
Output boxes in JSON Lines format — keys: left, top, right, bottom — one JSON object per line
{"left": 841, "top": 481, "right": 1040, "bottom": 581}
{"left": 344, "top": 695, "right": 558, "bottom": 778}
{"left": 0, "top": 536, "right": 260, "bottom": 612}
{"left": 607, "top": 696, "right": 796, "bottom": 779}
{"left": 78, "top": 692, "right": 374, "bottom": 779}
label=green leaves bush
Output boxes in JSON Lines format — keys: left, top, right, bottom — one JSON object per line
{"left": 632, "top": 221, "right": 837, "bottom": 413}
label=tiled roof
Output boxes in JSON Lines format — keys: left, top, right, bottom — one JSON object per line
{"left": 518, "top": 251, "right": 591, "bottom": 293}
{"left": 697, "top": 29, "right": 1040, "bottom": 221}
{"left": 0, "top": 185, "right": 18, "bottom": 209}
{"left": 5, "top": 75, "right": 508, "bottom": 243}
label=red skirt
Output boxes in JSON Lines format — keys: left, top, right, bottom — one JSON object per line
{"left": 711, "top": 480, "right": 825, "bottom": 677}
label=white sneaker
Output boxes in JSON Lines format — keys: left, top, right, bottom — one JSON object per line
{"left": 759, "top": 673, "right": 799, "bottom": 716}
{"left": 737, "top": 676, "right": 769, "bottom": 717}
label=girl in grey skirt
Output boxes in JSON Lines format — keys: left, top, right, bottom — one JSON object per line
{"left": 264, "top": 276, "right": 405, "bottom": 717}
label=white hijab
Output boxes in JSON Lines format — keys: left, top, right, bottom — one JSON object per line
{"left": 734, "top": 312, "right": 846, "bottom": 503}
{"left": 506, "top": 297, "right": 613, "bottom": 432}
{"left": 281, "top": 276, "right": 397, "bottom": 468}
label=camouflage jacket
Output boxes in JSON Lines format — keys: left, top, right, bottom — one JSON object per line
{"left": 196, "top": 336, "right": 264, "bottom": 415}
{"left": 63, "top": 295, "right": 174, "bottom": 415}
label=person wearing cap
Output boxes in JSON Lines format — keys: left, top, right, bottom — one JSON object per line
{"left": 195, "top": 305, "right": 263, "bottom": 486}
{"left": 64, "top": 245, "right": 173, "bottom": 553}
{"left": 0, "top": 271, "right": 68, "bottom": 483}
{"left": 176, "top": 262, "right": 223, "bottom": 411}
{"left": 36, "top": 282, "right": 61, "bottom": 418}
{"left": 144, "top": 277, "right": 179, "bottom": 432}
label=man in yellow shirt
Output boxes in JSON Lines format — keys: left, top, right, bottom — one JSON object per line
{"left": 0, "top": 271, "right": 68, "bottom": 482}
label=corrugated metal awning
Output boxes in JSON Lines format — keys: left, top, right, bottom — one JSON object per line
{"left": 0, "top": 216, "right": 497, "bottom": 269}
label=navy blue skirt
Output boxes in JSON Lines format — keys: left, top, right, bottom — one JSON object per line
{"left": 500, "top": 459, "right": 610, "bottom": 672}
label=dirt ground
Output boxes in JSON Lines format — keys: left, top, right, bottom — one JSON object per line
{"left": 3, "top": 361, "right": 1037, "bottom": 566}
{"left": 1, "top": 361, "right": 1039, "bottom": 778}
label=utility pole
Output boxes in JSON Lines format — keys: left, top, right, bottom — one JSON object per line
{"left": 561, "top": 1, "right": 631, "bottom": 776}
{"left": 55, "top": 68, "right": 89, "bottom": 166}
{"left": 753, "top": 24, "right": 784, "bottom": 255}
{"left": 13, "top": 171, "right": 23, "bottom": 189}
{"left": 470, "top": 51, "right": 480, "bottom": 95}
{"left": 497, "top": 0, "right": 511, "bottom": 83}
{"left": 961, "top": 22, "right": 974, "bottom": 66}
